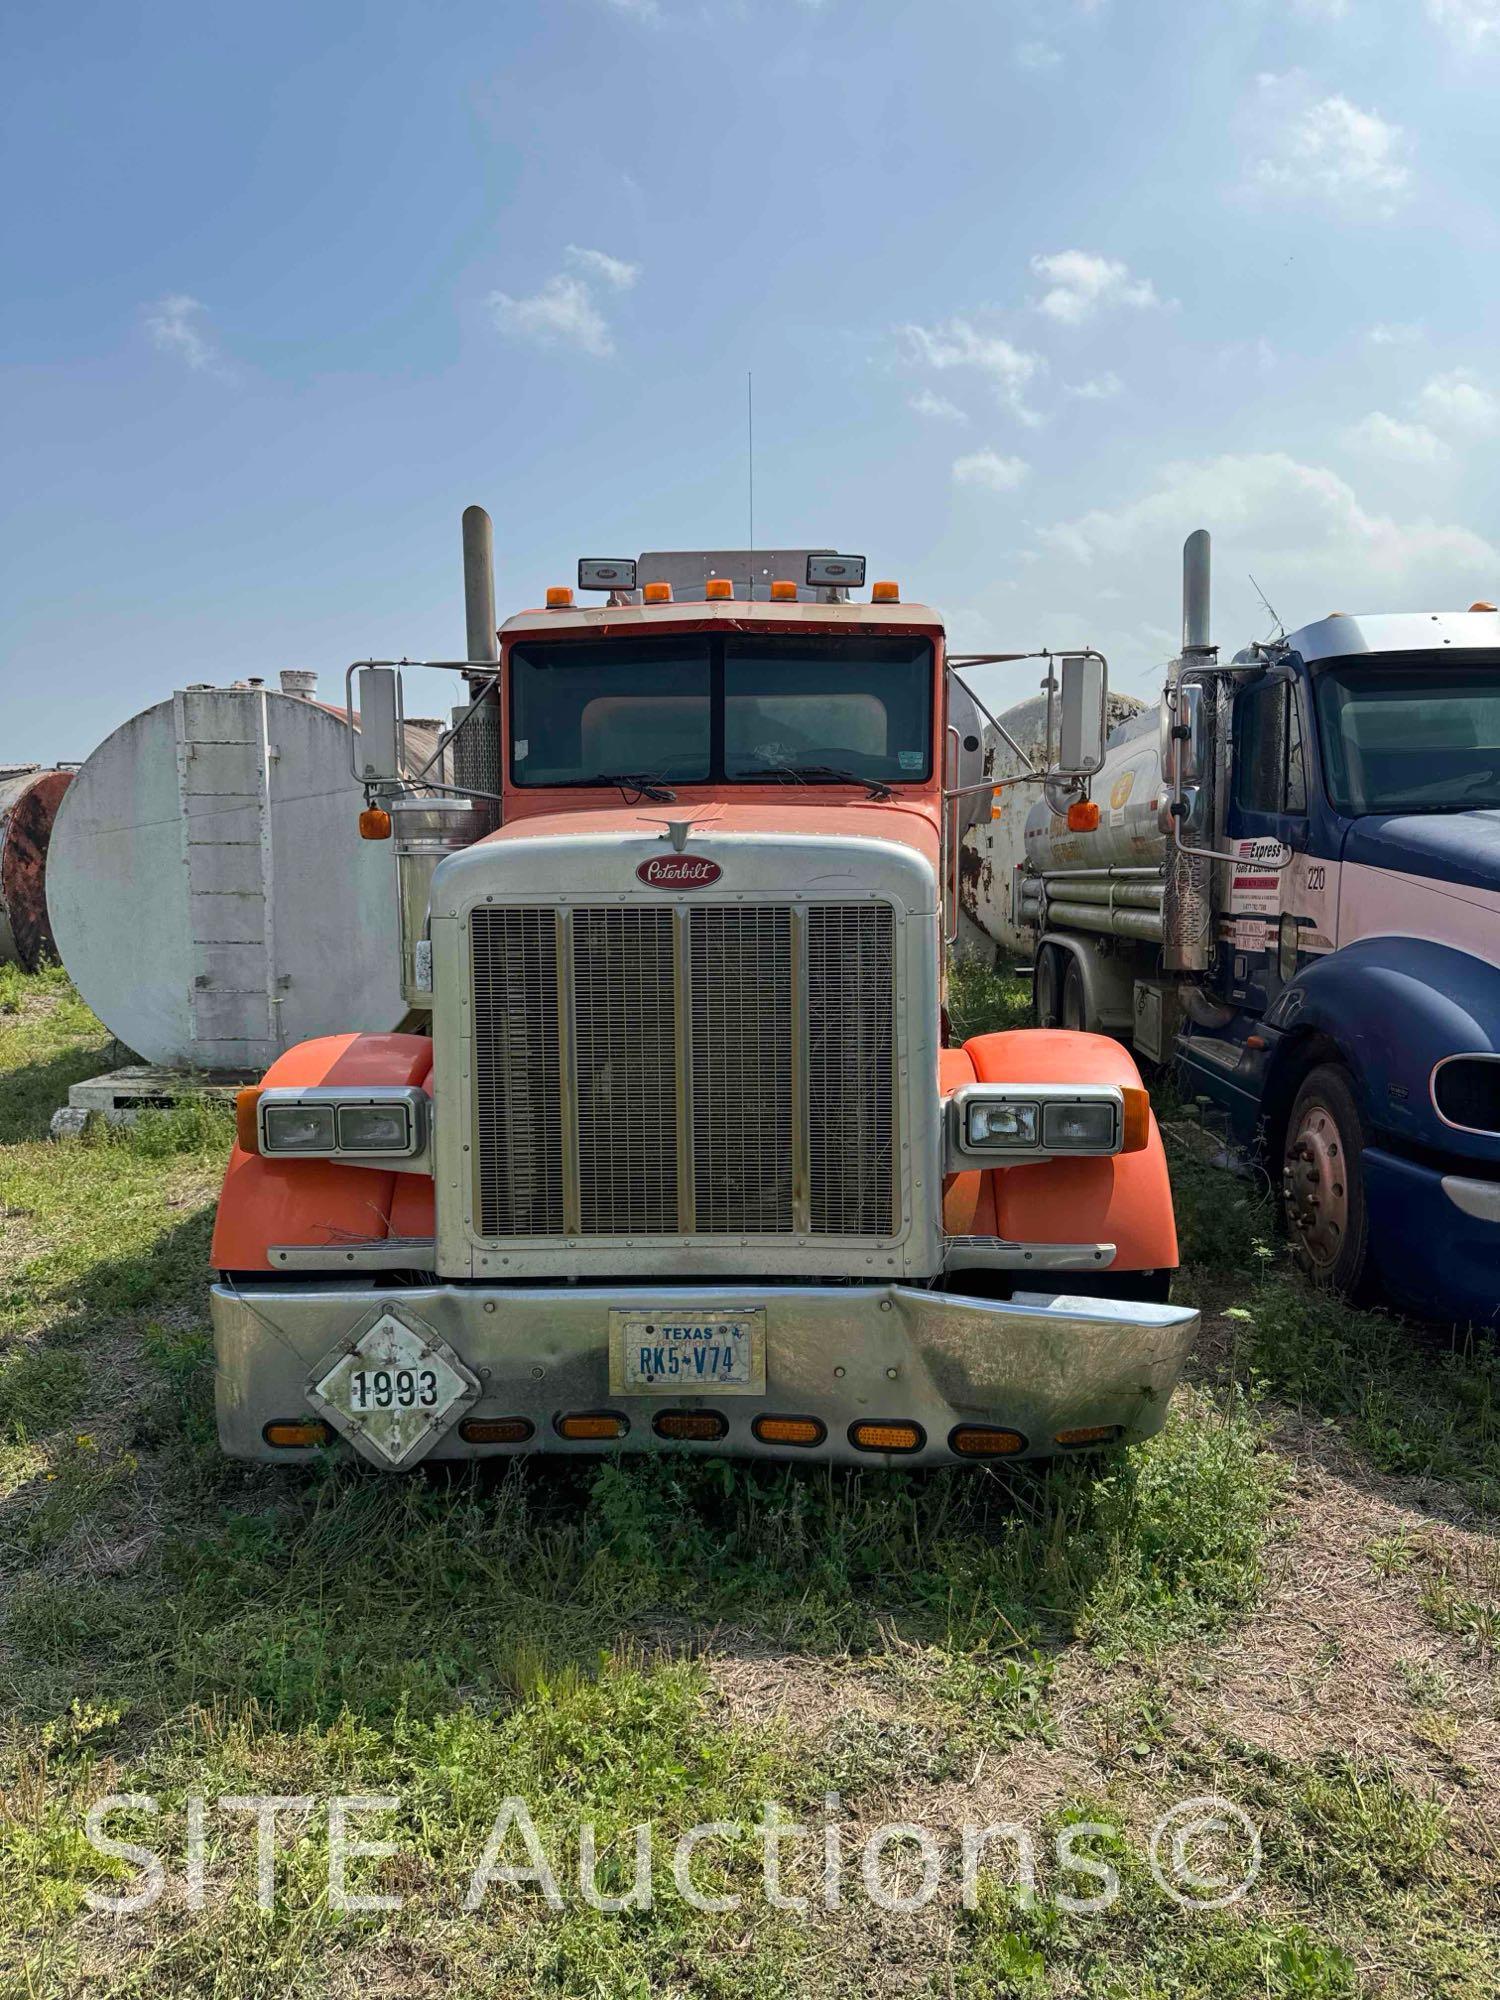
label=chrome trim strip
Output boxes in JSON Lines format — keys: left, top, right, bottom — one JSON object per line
{"left": 1430, "top": 1051, "right": 1500, "bottom": 1137}
{"left": 944, "top": 1236, "right": 1116, "bottom": 1272}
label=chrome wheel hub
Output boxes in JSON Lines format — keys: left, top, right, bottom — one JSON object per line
{"left": 1282, "top": 1103, "right": 1348, "bottom": 1269}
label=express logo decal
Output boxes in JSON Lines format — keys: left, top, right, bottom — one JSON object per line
{"left": 636, "top": 855, "right": 722, "bottom": 890}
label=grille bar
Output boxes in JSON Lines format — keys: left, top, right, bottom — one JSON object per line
{"left": 806, "top": 904, "right": 896, "bottom": 1236}
{"left": 469, "top": 899, "right": 895, "bottom": 1241}
{"left": 470, "top": 907, "right": 565, "bottom": 1235}
{"left": 690, "top": 906, "right": 794, "bottom": 1233}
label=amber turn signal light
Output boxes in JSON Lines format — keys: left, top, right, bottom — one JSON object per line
{"left": 1121, "top": 1086, "right": 1151, "bottom": 1153}
{"left": 459, "top": 1417, "right": 535, "bottom": 1445}
{"left": 949, "top": 1425, "right": 1026, "bottom": 1458}
{"left": 1055, "top": 1423, "right": 1124, "bottom": 1448}
{"left": 1066, "top": 800, "right": 1100, "bottom": 832}
{"left": 849, "top": 1420, "right": 924, "bottom": 1454}
{"left": 753, "top": 1415, "right": 826, "bottom": 1447}
{"left": 557, "top": 1413, "right": 629, "bottom": 1441}
{"left": 235, "top": 1086, "right": 263, "bottom": 1154}
{"left": 262, "top": 1419, "right": 331, "bottom": 1449}
{"left": 653, "top": 1411, "right": 728, "bottom": 1441}
{"left": 359, "top": 807, "right": 392, "bottom": 841}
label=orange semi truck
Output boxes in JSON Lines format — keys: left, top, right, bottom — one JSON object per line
{"left": 210, "top": 513, "right": 1198, "bottom": 1470}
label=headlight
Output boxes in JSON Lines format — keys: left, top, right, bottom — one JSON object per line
{"left": 255, "top": 1086, "right": 427, "bottom": 1161}
{"left": 966, "top": 1101, "right": 1039, "bottom": 1148}
{"left": 337, "top": 1102, "right": 414, "bottom": 1153}
{"left": 1041, "top": 1100, "right": 1118, "bottom": 1150}
{"left": 263, "top": 1102, "right": 337, "bottom": 1152}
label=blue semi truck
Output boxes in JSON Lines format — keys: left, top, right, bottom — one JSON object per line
{"left": 1009, "top": 531, "right": 1500, "bottom": 1326}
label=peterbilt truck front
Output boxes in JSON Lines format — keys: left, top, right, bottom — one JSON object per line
{"left": 209, "top": 515, "right": 1197, "bottom": 1470}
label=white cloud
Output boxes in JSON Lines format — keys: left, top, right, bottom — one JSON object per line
{"left": 953, "top": 449, "right": 1029, "bottom": 492}
{"left": 144, "top": 294, "right": 232, "bottom": 377}
{"left": 1015, "top": 40, "right": 1062, "bottom": 70}
{"left": 1038, "top": 452, "right": 1496, "bottom": 617}
{"left": 1246, "top": 74, "right": 1411, "bottom": 215}
{"left": 909, "top": 388, "right": 968, "bottom": 423}
{"left": 1292, "top": 0, "right": 1351, "bottom": 16}
{"left": 565, "top": 244, "right": 639, "bottom": 291}
{"left": 1029, "top": 251, "right": 1162, "bottom": 326}
{"left": 602, "top": 0, "right": 661, "bottom": 20}
{"left": 1367, "top": 321, "right": 1424, "bottom": 346}
{"left": 488, "top": 248, "right": 644, "bottom": 358}
{"left": 1426, "top": 0, "right": 1500, "bottom": 45}
{"left": 1064, "top": 372, "right": 1123, "bottom": 401}
{"left": 899, "top": 317, "right": 1043, "bottom": 423}
{"left": 1342, "top": 412, "right": 1452, "bottom": 463}
{"left": 1417, "top": 369, "right": 1500, "bottom": 434}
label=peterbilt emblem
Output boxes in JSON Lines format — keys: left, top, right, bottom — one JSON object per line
{"left": 636, "top": 855, "right": 722, "bottom": 889}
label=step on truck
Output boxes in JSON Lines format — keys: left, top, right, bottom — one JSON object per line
{"left": 1008, "top": 529, "right": 1500, "bottom": 1326}
{"left": 210, "top": 513, "right": 1197, "bottom": 1470}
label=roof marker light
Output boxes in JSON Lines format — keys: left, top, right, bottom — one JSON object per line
{"left": 643, "top": 582, "right": 673, "bottom": 604}
{"left": 704, "top": 578, "right": 733, "bottom": 600}
{"left": 1471, "top": 600, "right": 1497, "bottom": 613}
{"left": 545, "top": 586, "right": 574, "bottom": 609}
{"left": 871, "top": 580, "right": 901, "bottom": 603}
{"left": 769, "top": 581, "right": 798, "bottom": 602}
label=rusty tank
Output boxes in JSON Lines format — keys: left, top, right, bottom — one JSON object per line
{"left": 0, "top": 764, "right": 73, "bottom": 970}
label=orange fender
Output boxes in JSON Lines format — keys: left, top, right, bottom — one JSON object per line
{"left": 212, "top": 1034, "right": 433, "bottom": 1271}
{"left": 961, "top": 1029, "right": 1178, "bottom": 1272}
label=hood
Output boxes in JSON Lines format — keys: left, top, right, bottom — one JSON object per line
{"left": 1343, "top": 810, "right": 1500, "bottom": 898}
{"left": 483, "top": 795, "right": 941, "bottom": 873}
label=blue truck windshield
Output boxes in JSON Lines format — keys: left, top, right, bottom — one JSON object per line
{"left": 1313, "top": 654, "right": 1500, "bottom": 815}
{"left": 508, "top": 633, "right": 934, "bottom": 788}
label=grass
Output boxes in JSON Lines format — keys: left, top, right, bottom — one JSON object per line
{"left": 1, "top": 967, "right": 1497, "bottom": 1996}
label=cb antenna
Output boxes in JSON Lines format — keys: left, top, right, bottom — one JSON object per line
{"left": 1249, "top": 572, "right": 1284, "bottom": 642}
{"left": 746, "top": 371, "right": 755, "bottom": 555}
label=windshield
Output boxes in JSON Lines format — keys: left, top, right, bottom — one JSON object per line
{"left": 508, "top": 633, "right": 934, "bottom": 788}
{"left": 1313, "top": 654, "right": 1500, "bottom": 815}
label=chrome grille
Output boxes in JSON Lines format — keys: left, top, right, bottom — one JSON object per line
{"left": 690, "top": 906, "right": 794, "bottom": 1233}
{"left": 572, "top": 907, "right": 679, "bottom": 1234}
{"left": 469, "top": 899, "right": 896, "bottom": 1241}
{"left": 807, "top": 904, "right": 895, "bottom": 1235}
{"left": 470, "top": 906, "right": 565, "bottom": 1235}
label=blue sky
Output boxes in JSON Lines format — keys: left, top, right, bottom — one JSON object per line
{"left": 6, "top": 0, "right": 1500, "bottom": 762}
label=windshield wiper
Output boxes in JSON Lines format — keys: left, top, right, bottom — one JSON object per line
{"left": 584, "top": 773, "right": 678, "bottom": 802}
{"left": 739, "top": 761, "right": 895, "bottom": 800}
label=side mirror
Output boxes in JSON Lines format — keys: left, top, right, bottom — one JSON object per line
{"left": 354, "top": 667, "right": 403, "bottom": 785}
{"left": 1160, "top": 682, "right": 1210, "bottom": 790}
{"left": 1053, "top": 654, "right": 1107, "bottom": 777}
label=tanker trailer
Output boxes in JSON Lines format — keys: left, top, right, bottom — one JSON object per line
{"left": 0, "top": 764, "right": 73, "bottom": 971}
{"left": 46, "top": 673, "right": 414, "bottom": 1071}
{"left": 959, "top": 691, "right": 1146, "bottom": 963}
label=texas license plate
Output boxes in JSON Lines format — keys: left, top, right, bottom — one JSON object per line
{"left": 609, "top": 1308, "right": 766, "bottom": 1395}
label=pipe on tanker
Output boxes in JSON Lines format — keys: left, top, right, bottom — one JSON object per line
{"left": 1040, "top": 878, "right": 1163, "bottom": 911}
{"left": 458, "top": 505, "right": 502, "bottom": 835}
{"left": 1042, "top": 899, "right": 1164, "bottom": 944}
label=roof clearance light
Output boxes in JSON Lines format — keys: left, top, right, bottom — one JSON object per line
{"left": 1471, "top": 600, "right": 1497, "bottom": 613}
{"left": 806, "top": 554, "right": 867, "bottom": 589}
{"left": 545, "top": 586, "right": 574, "bottom": 609}
{"left": 642, "top": 582, "right": 673, "bottom": 603}
{"left": 579, "top": 558, "right": 637, "bottom": 592}
{"left": 871, "top": 581, "right": 901, "bottom": 603}
{"left": 704, "top": 578, "right": 733, "bottom": 600}
{"left": 769, "top": 581, "right": 798, "bottom": 602}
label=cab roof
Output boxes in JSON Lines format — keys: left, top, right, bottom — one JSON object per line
{"left": 500, "top": 598, "right": 944, "bottom": 641}
{"left": 1274, "top": 608, "right": 1500, "bottom": 663}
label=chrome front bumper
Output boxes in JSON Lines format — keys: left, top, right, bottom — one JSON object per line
{"left": 212, "top": 1281, "right": 1199, "bottom": 1469}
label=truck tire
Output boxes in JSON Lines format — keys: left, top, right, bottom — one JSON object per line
{"left": 1282, "top": 1063, "right": 1372, "bottom": 1299}
{"left": 1034, "top": 945, "right": 1062, "bottom": 1028}
{"left": 1061, "top": 957, "right": 1087, "bottom": 1032}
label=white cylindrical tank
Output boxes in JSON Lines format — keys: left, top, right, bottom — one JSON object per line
{"left": 47, "top": 685, "right": 407, "bottom": 1071}
{"left": 1022, "top": 702, "right": 1166, "bottom": 877}
{"left": 960, "top": 691, "right": 1148, "bottom": 958}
